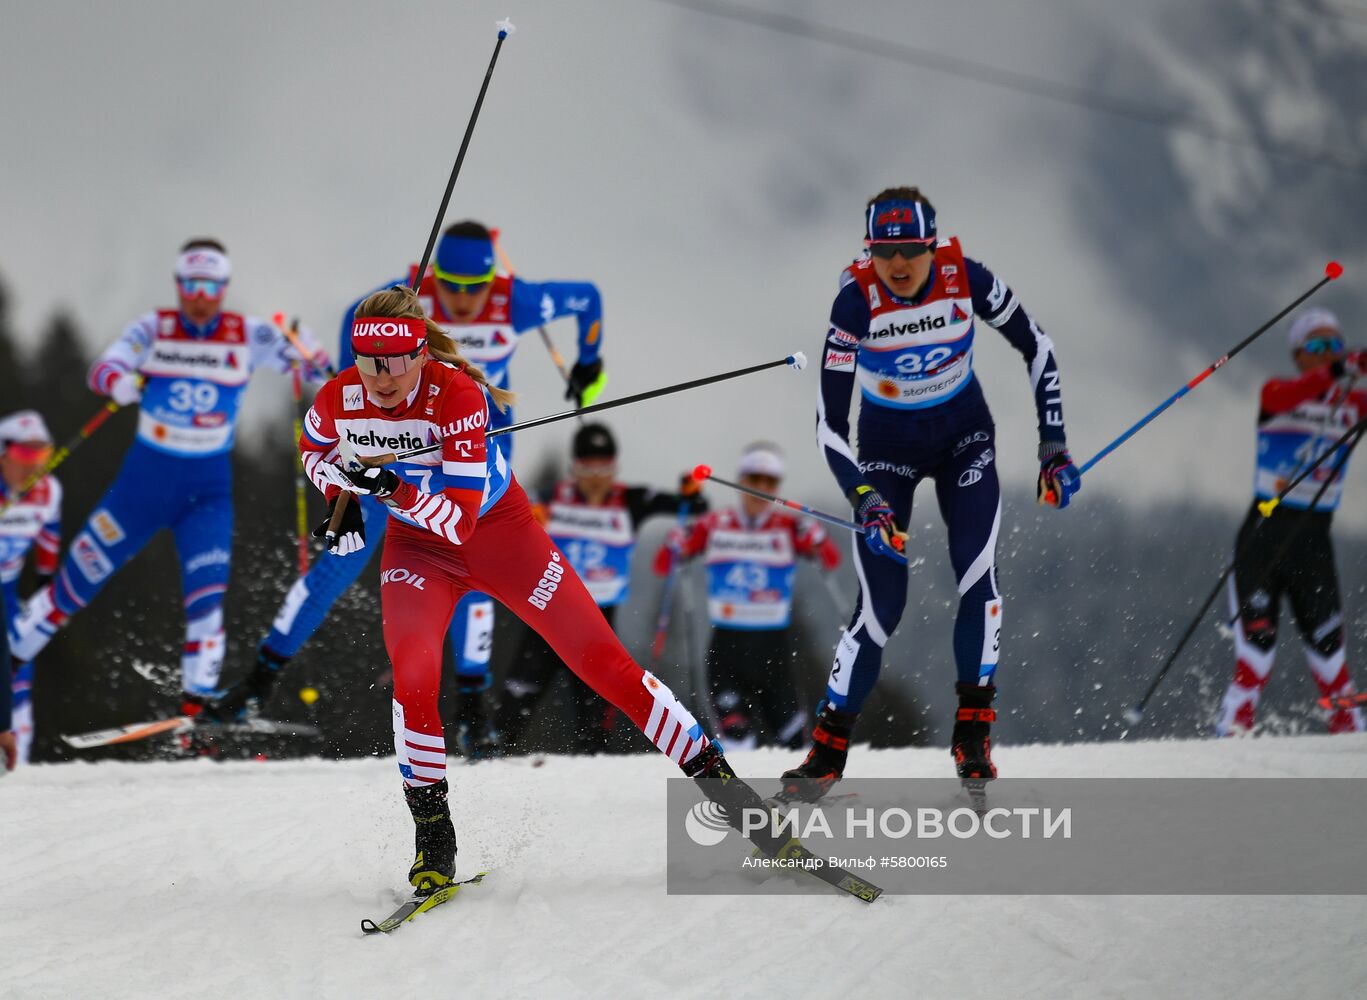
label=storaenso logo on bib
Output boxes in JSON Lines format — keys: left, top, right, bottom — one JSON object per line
{"left": 527, "top": 550, "right": 564, "bottom": 610}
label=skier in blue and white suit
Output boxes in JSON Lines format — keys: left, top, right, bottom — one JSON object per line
{"left": 220, "top": 221, "right": 605, "bottom": 754}
{"left": 10, "top": 240, "right": 328, "bottom": 712}
{"left": 780, "top": 186, "right": 1080, "bottom": 802}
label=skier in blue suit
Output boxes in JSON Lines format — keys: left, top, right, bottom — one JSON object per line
{"left": 9, "top": 240, "right": 329, "bottom": 714}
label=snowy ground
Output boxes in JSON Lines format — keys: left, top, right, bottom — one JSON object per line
{"left": 4, "top": 735, "right": 1366, "bottom": 1000}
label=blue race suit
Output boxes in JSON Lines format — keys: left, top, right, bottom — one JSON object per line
{"left": 264, "top": 267, "right": 602, "bottom": 685}
{"left": 10, "top": 310, "right": 327, "bottom": 695}
{"left": 817, "top": 239, "right": 1067, "bottom": 710}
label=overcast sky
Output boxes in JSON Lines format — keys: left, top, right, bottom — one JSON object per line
{"left": 3, "top": 0, "right": 1366, "bottom": 529}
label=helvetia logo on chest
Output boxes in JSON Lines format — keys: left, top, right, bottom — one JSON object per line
{"left": 343, "top": 428, "right": 425, "bottom": 451}
{"left": 868, "top": 315, "right": 947, "bottom": 340}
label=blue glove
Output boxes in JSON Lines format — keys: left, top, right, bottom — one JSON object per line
{"left": 1038, "top": 448, "right": 1081, "bottom": 509}
{"left": 849, "top": 485, "right": 907, "bottom": 565}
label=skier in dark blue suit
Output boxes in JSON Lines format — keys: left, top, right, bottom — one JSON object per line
{"left": 781, "top": 186, "right": 1080, "bottom": 802}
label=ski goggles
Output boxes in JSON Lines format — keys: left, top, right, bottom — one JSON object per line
{"left": 351, "top": 316, "right": 427, "bottom": 375}
{"left": 3, "top": 441, "right": 53, "bottom": 464}
{"left": 1299, "top": 336, "right": 1345, "bottom": 355}
{"left": 571, "top": 458, "right": 618, "bottom": 478}
{"left": 177, "top": 277, "right": 227, "bottom": 299}
{"left": 353, "top": 346, "right": 425, "bottom": 377}
{"left": 865, "top": 239, "right": 936, "bottom": 261}
{"left": 432, "top": 261, "right": 495, "bottom": 293}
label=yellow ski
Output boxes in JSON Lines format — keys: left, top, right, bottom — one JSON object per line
{"left": 361, "top": 871, "right": 489, "bottom": 934}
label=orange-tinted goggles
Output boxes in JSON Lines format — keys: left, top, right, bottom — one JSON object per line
{"left": 5, "top": 442, "right": 53, "bottom": 464}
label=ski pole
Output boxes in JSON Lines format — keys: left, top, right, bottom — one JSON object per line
{"left": 357, "top": 353, "right": 808, "bottom": 465}
{"left": 1077, "top": 261, "right": 1344, "bottom": 479}
{"left": 327, "top": 18, "right": 515, "bottom": 547}
{"left": 273, "top": 315, "right": 313, "bottom": 576}
{"left": 490, "top": 353, "right": 805, "bottom": 440}
{"left": 291, "top": 363, "right": 309, "bottom": 573}
{"left": 272, "top": 311, "right": 336, "bottom": 381}
{"left": 691, "top": 463, "right": 909, "bottom": 555}
{"left": 1124, "top": 415, "right": 1367, "bottom": 726}
{"left": 0, "top": 397, "right": 125, "bottom": 517}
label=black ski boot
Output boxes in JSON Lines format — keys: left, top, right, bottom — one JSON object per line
{"left": 684, "top": 740, "right": 792, "bottom": 858}
{"left": 203, "top": 646, "right": 288, "bottom": 722}
{"left": 777, "top": 702, "right": 858, "bottom": 804}
{"left": 404, "top": 779, "right": 458, "bottom": 895}
{"left": 952, "top": 682, "right": 997, "bottom": 813}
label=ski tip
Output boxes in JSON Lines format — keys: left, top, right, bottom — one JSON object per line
{"left": 360, "top": 918, "right": 380, "bottom": 934}
{"left": 691, "top": 464, "right": 712, "bottom": 482}
{"left": 1325, "top": 260, "right": 1344, "bottom": 280}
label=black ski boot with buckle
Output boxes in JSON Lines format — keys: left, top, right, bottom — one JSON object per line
{"left": 775, "top": 702, "right": 858, "bottom": 805}
{"left": 952, "top": 682, "right": 997, "bottom": 813}
{"left": 404, "top": 778, "right": 458, "bottom": 895}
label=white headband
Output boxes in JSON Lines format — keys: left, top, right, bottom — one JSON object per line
{"left": 0, "top": 409, "right": 52, "bottom": 445}
{"left": 1287, "top": 307, "right": 1339, "bottom": 352}
{"left": 175, "top": 247, "right": 231, "bottom": 282}
{"left": 738, "top": 446, "right": 784, "bottom": 479}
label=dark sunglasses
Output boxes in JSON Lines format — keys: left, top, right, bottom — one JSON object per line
{"left": 866, "top": 240, "right": 935, "bottom": 261}
{"left": 354, "top": 347, "right": 425, "bottom": 377}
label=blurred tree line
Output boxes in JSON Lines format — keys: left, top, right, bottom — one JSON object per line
{"left": 4, "top": 274, "right": 1364, "bottom": 766}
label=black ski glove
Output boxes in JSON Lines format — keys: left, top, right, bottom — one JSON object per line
{"left": 313, "top": 494, "right": 367, "bottom": 555}
{"left": 565, "top": 358, "right": 605, "bottom": 406}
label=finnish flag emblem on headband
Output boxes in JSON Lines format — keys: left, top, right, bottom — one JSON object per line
{"left": 175, "top": 248, "right": 232, "bottom": 283}
{"left": 866, "top": 199, "right": 936, "bottom": 242}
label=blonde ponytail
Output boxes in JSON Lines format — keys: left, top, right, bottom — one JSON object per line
{"left": 353, "top": 285, "right": 515, "bottom": 412}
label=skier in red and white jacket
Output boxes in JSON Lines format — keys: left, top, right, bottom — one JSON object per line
{"left": 1217, "top": 308, "right": 1367, "bottom": 735}
{"left": 301, "top": 285, "right": 778, "bottom": 893}
{"left": 656, "top": 443, "right": 840, "bottom": 749}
